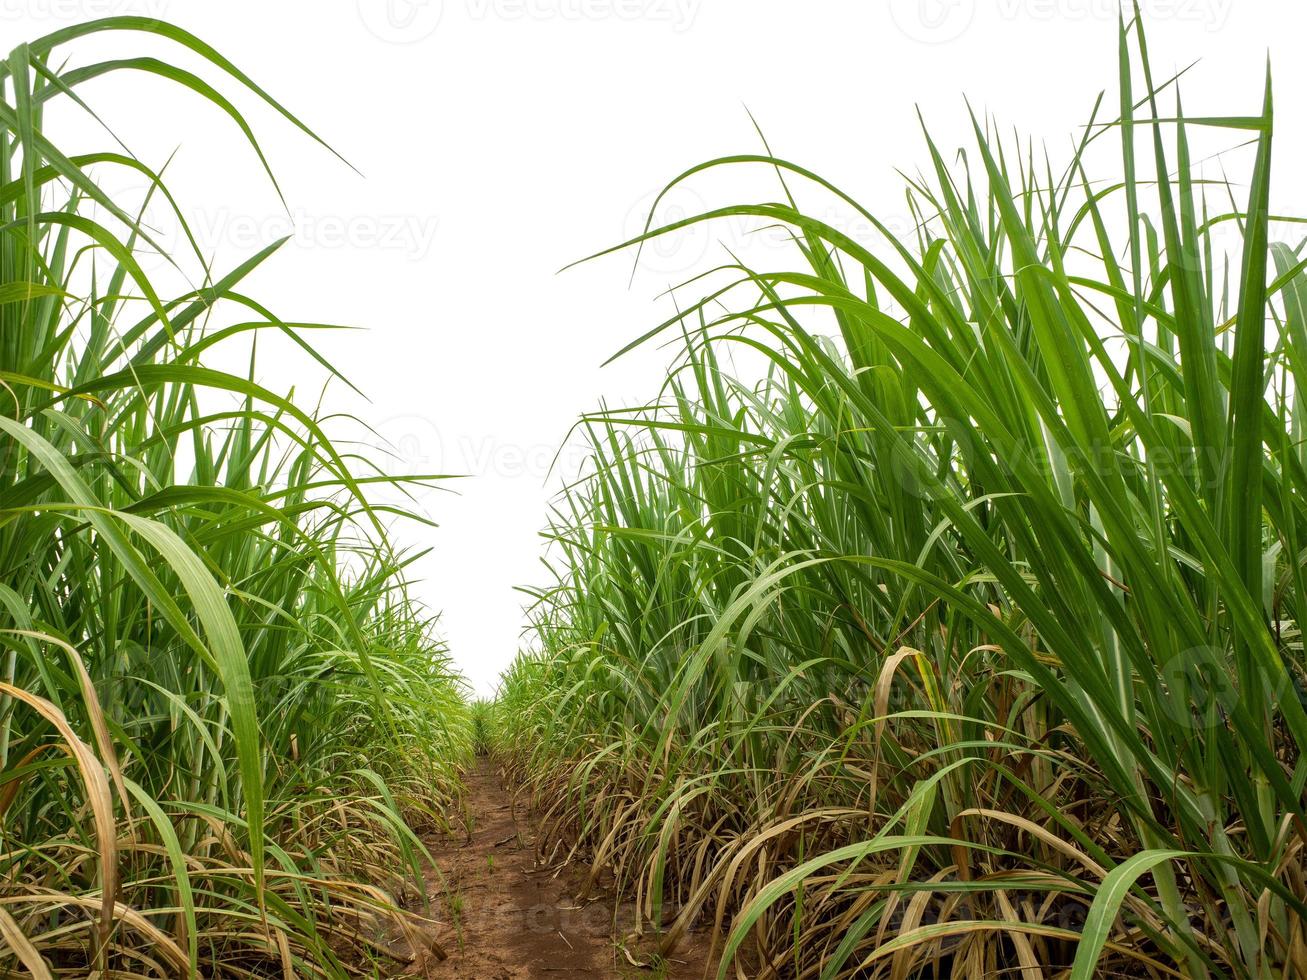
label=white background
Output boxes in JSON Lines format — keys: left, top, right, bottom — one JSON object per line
{"left": 6, "top": 0, "right": 1305, "bottom": 695}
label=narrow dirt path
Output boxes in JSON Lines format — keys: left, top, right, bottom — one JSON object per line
{"left": 395, "top": 759, "right": 715, "bottom": 979}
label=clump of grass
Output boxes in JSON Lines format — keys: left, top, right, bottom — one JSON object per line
{"left": 498, "top": 10, "right": 1307, "bottom": 979}
{"left": 472, "top": 698, "right": 495, "bottom": 755}
{"left": 0, "top": 18, "right": 469, "bottom": 977}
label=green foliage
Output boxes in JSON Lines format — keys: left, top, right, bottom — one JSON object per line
{"left": 498, "top": 13, "right": 1307, "bottom": 979}
{"left": 0, "top": 18, "right": 469, "bottom": 977}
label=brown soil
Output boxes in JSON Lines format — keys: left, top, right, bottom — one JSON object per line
{"left": 390, "top": 759, "right": 717, "bottom": 979}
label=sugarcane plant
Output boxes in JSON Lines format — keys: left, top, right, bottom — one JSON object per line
{"left": 496, "top": 9, "right": 1307, "bottom": 977}
{"left": 0, "top": 18, "right": 469, "bottom": 977}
